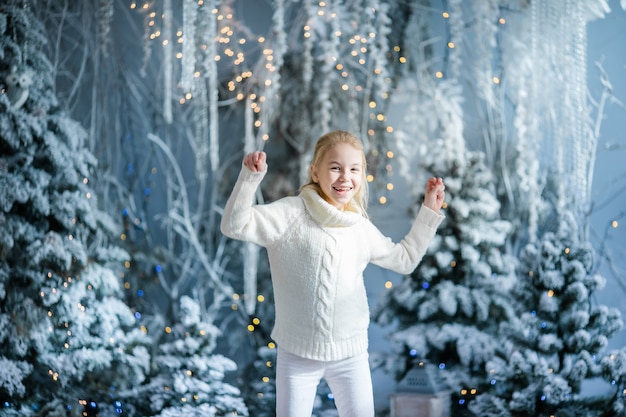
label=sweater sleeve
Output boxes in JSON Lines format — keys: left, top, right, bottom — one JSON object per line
{"left": 220, "top": 166, "right": 288, "bottom": 247}
{"left": 368, "top": 204, "right": 444, "bottom": 274}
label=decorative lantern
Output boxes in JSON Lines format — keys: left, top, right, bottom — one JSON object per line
{"left": 390, "top": 361, "right": 451, "bottom": 417}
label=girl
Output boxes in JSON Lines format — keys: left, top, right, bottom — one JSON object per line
{"left": 221, "top": 130, "right": 445, "bottom": 417}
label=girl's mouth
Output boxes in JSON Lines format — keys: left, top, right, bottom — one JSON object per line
{"left": 333, "top": 186, "right": 352, "bottom": 192}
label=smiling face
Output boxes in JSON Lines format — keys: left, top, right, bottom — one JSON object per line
{"left": 310, "top": 142, "right": 364, "bottom": 210}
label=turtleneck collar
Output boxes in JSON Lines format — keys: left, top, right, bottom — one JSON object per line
{"left": 300, "top": 187, "right": 364, "bottom": 228}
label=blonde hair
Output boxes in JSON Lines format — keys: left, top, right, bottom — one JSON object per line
{"left": 302, "top": 130, "right": 369, "bottom": 217}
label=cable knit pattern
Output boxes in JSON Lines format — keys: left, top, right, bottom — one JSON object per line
{"left": 221, "top": 166, "right": 444, "bottom": 361}
{"left": 317, "top": 240, "right": 334, "bottom": 336}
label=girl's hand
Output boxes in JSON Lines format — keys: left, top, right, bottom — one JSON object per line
{"left": 424, "top": 177, "right": 445, "bottom": 212}
{"left": 243, "top": 151, "right": 267, "bottom": 173}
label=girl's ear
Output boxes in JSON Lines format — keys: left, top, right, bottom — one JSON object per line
{"left": 310, "top": 164, "right": 318, "bottom": 183}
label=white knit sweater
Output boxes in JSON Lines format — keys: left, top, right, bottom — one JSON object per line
{"left": 221, "top": 166, "right": 444, "bottom": 361}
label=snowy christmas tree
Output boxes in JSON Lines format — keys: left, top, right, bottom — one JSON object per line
{"left": 470, "top": 209, "right": 625, "bottom": 417}
{"left": 373, "top": 142, "right": 518, "bottom": 415}
{"left": 0, "top": 1, "right": 150, "bottom": 415}
{"left": 116, "top": 296, "right": 248, "bottom": 417}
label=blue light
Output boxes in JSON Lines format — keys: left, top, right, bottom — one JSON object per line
{"left": 490, "top": 379, "right": 496, "bottom": 385}
{"left": 422, "top": 282, "right": 429, "bottom": 290}
{"left": 134, "top": 312, "right": 141, "bottom": 319}
{"left": 137, "top": 290, "right": 144, "bottom": 297}
{"left": 541, "top": 322, "right": 547, "bottom": 329}
{"left": 439, "top": 363, "right": 446, "bottom": 369}
{"left": 459, "top": 399, "right": 465, "bottom": 405}
{"left": 122, "top": 208, "right": 129, "bottom": 216}
{"left": 531, "top": 310, "right": 536, "bottom": 316}
{"left": 409, "top": 349, "right": 417, "bottom": 356}
{"left": 144, "top": 188, "right": 151, "bottom": 196}
{"left": 126, "top": 163, "right": 133, "bottom": 174}
{"left": 4, "top": 402, "right": 10, "bottom": 408}
{"left": 155, "top": 265, "right": 162, "bottom": 273}
{"left": 114, "top": 400, "right": 123, "bottom": 414}
{"left": 90, "top": 402, "right": 97, "bottom": 408}
{"left": 540, "top": 395, "right": 546, "bottom": 401}
{"left": 327, "top": 393, "right": 334, "bottom": 401}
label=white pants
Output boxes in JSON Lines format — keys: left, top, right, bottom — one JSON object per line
{"left": 276, "top": 347, "right": 375, "bottom": 417}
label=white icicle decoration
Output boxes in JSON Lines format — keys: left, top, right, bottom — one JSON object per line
{"left": 205, "top": 0, "right": 219, "bottom": 173}
{"left": 242, "top": 242, "right": 260, "bottom": 315}
{"left": 163, "top": 0, "right": 173, "bottom": 124}
{"left": 245, "top": 96, "right": 255, "bottom": 154}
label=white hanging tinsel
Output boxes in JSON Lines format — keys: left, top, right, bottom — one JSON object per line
{"left": 97, "top": 0, "right": 114, "bottom": 57}
{"left": 469, "top": 0, "right": 499, "bottom": 108}
{"left": 537, "top": 0, "right": 596, "bottom": 220}
{"left": 507, "top": 0, "right": 605, "bottom": 239}
{"left": 317, "top": 0, "right": 338, "bottom": 134}
{"left": 514, "top": 0, "right": 542, "bottom": 241}
{"left": 447, "top": 0, "right": 464, "bottom": 79}
{"left": 181, "top": 0, "right": 198, "bottom": 92}
{"left": 301, "top": 0, "right": 314, "bottom": 91}
{"left": 370, "top": 0, "right": 391, "bottom": 101}
{"left": 254, "top": 0, "right": 287, "bottom": 148}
